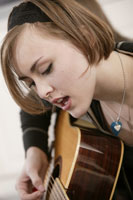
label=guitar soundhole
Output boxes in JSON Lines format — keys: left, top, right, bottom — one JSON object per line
{"left": 52, "top": 164, "right": 60, "bottom": 179}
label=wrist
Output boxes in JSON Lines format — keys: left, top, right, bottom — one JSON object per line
{"left": 26, "top": 146, "right": 48, "bottom": 161}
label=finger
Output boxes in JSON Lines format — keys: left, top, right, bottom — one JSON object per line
{"left": 16, "top": 177, "right": 32, "bottom": 194}
{"left": 16, "top": 180, "right": 44, "bottom": 200}
{"left": 28, "top": 170, "right": 45, "bottom": 192}
{"left": 19, "top": 190, "right": 43, "bottom": 200}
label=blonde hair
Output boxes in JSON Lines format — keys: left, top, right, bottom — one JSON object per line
{"left": 1, "top": 0, "right": 115, "bottom": 114}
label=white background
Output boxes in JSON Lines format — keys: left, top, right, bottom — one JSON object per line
{"left": 0, "top": 0, "right": 133, "bottom": 199}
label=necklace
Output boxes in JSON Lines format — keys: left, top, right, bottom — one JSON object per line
{"left": 103, "top": 52, "right": 126, "bottom": 136}
{"left": 128, "top": 106, "right": 133, "bottom": 133}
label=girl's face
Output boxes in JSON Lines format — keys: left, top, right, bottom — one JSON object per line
{"left": 14, "top": 27, "right": 96, "bottom": 118}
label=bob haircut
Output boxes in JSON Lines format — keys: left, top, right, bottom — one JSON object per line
{"left": 1, "top": 0, "right": 115, "bottom": 115}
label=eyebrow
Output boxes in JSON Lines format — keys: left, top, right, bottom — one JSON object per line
{"left": 18, "top": 56, "right": 43, "bottom": 81}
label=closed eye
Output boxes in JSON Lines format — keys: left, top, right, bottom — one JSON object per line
{"left": 42, "top": 63, "right": 53, "bottom": 75}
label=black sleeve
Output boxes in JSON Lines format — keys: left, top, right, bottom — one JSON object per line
{"left": 20, "top": 109, "right": 52, "bottom": 156}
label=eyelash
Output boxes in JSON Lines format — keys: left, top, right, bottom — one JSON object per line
{"left": 42, "top": 63, "right": 53, "bottom": 75}
{"left": 28, "top": 63, "right": 53, "bottom": 88}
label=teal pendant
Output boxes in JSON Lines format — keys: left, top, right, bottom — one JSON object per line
{"left": 111, "top": 121, "right": 122, "bottom": 136}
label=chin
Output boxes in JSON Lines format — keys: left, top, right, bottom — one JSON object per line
{"left": 69, "top": 108, "right": 87, "bottom": 119}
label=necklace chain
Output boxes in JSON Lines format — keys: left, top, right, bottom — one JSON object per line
{"left": 102, "top": 52, "right": 126, "bottom": 136}
{"left": 117, "top": 52, "right": 126, "bottom": 121}
{"left": 103, "top": 52, "right": 126, "bottom": 122}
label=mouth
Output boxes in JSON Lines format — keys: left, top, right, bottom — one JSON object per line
{"left": 52, "top": 96, "right": 71, "bottom": 110}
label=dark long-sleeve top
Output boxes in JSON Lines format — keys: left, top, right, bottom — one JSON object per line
{"left": 20, "top": 109, "right": 52, "bottom": 155}
{"left": 20, "top": 41, "right": 133, "bottom": 157}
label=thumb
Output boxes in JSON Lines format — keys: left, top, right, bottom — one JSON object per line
{"left": 29, "top": 170, "right": 45, "bottom": 192}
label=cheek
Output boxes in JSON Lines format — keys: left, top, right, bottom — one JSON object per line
{"left": 50, "top": 69, "right": 75, "bottom": 88}
{"left": 49, "top": 60, "right": 88, "bottom": 90}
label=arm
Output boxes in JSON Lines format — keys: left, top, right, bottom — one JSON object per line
{"left": 16, "top": 109, "right": 52, "bottom": 200}
{"left": 20, "top": 109, "right": 52, "bottom": 156}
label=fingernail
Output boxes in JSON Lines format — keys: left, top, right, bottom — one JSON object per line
{"left": 38, "top": 185, "right": 45, "bottom": 192}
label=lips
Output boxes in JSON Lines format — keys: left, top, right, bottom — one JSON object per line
{"left": 52, "top": 96, "right": 71, "bottom": 110}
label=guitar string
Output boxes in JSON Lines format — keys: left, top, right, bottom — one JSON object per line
{"left": 46, "top": 184, "right": 59, "bottom": 200}
{"left": 46, "top": 178, "right": 61, "bottom": 200}
{"left": 46, "top": 174, "right": 61, "bottom": 195}
{"left": 47, "top": 183, "right": 59, "bottom": 200}
{"left": 49, "top": 191, "right": 57, "bottom": 200}
{"left": 48, "top": 188, "right": 62, "bottom": 200}
{"left": 45, "top": 174, "right": 67, "bottom": 200}
{"left": 49, "top": 192, "right": 56, "bottom": 200}
{"left": 48, "top": 191, "right": 55, "bottom": 200}
{"left": 51, "top": 176, "right": 66, "bottom": 199}
{"left": 44, "top": 172, "right": 60, "bottom": 199}
{"left": 47, "top": 178, "right": 63, "bottom": 200}
{"left": 44, "top": 159, "right": 66, "bottom": 199}
{"left": 46, "top": 184, "right": 65, "bottom": 200}
{"left": 46, "top": 179, "right": 66, "bottom": 200}
{"left": 45, "top": 166, "right": 66, "bottom": 198}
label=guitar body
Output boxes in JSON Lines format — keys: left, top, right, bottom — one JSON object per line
{"left": 46, "top": 110, "right": 124, "bottom": 200}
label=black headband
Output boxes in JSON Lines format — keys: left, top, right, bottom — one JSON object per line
{"left": 8, "top": 1, "right": 52, "bottom": 31}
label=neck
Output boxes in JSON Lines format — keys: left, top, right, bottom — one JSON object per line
{"left": 94, "top": 51, "right": 133, "bottom": 106}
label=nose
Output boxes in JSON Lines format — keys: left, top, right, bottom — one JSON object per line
{"left": 36, "top": 82, "right": 54, "bottom": 100}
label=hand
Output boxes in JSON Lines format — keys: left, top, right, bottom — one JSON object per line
{"left": 16, "top": 147, "right": 49, "bottom": 200}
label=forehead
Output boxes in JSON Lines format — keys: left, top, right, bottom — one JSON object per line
{"left": 13, "top": 25, "right": 54, "bottom": 70}
{"left": 14, "top": 25, "right": 51, "bottom": 52}
{"left": 13, "top": 24, "right": 68, "bottom": 58}
{"left": 13, "top": 24, "right": 75, "bottom": 63}
{"left": 12, "top": 24, "right": 81, "bottom": 75}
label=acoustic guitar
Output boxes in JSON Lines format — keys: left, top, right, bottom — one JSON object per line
{"left": 44, "top": 110, "right": 124, "bottom": 200}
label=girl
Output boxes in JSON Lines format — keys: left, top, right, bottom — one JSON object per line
{"left": 1, "top": 0, "right": 133, "bottom": 199}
